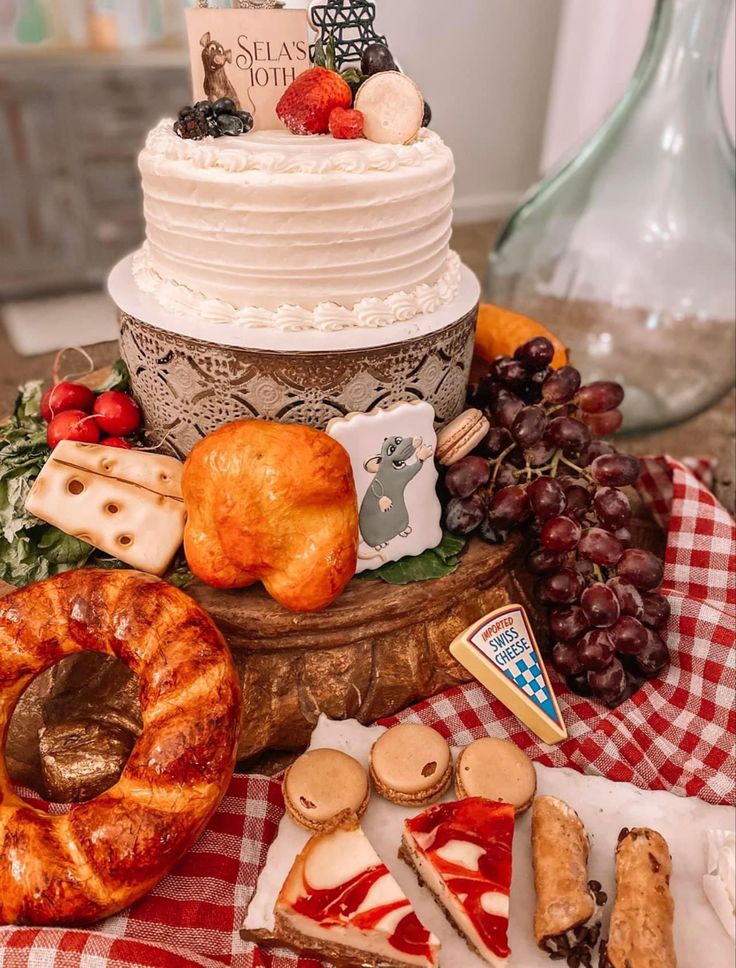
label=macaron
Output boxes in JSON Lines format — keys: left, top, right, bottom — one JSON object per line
{"left": 455, "top": 737, "right": 537, "bottom": 815}
{"left": 370, "top": 723, "right": 453, "bottom": 806}
{"left": 283, "top": 748, "right": 370, "bottom": 831}
{"left": 354, "top": 72, "right": 425, "bottom": 144}
{"left": 436, "top": 409, "right": 491, "bottom": 466}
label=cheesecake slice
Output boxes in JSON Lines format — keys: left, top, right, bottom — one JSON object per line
{"left": 274, "top": 813, "right": 440, "bottom": 968}
{"left": 400, "top": 797, "right": 515, "bottom": 968}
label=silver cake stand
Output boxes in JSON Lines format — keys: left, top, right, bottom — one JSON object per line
{"left": 108, "top": 256, "right": 480, "bottom": 458}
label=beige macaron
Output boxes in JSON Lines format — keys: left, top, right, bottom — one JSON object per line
{"left": 283, "top": 749, "right": 370, "bottom": 831}
{"left": 455, "top": 737, "right": 537, "bottom": 815}
{"left": 370, "top": 723, "right": 453, "bottom": 806}
{"left": 354, "top": 71, "right": 425, "bottom": 145}
{"left": 436, "top": 409, "right": 491, "bottom": 466}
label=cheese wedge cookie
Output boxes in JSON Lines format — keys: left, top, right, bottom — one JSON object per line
{"left": 26, "top": 440, "right": 185, "bottom": 575}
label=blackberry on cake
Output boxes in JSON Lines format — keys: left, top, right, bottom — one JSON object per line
{"left": 174, "top": 105, "right": 210, "bottom": 141}
{"left": 174, "top": 99, "right": 253, "bottom": 140}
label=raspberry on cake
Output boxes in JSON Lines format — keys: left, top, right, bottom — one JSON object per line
{"left": 400, "top": 797, "right": 515, "bottom": 968}
{"left": 274, "top": 813, "right": 440, "bottom": 968}
{"left": 329, "top": 106, "right": 365, "bottom": 140}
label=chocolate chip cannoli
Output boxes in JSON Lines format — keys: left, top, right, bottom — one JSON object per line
{"left": 532, "top": 796, "right": 607, "bottom": 967}
{"left": 600, "top": 827, "right": 676, "bottom": 968}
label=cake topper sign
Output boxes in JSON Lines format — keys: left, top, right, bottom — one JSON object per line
{"left": 187, "top": 2, "right": 309, "bottom": 130}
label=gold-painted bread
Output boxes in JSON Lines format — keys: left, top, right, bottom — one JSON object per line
{"left": 182, "top": 420, "right": 359, "bottom": 612}
{"left": 0, "top": 569, "right": 240, "bottom": 926}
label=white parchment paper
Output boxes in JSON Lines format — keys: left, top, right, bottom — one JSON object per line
{"left": 244, "top": 716, "right": 735, "bottom": 968}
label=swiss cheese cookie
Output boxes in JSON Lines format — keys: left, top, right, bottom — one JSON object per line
{"left": 455, "top": 737, "right": 537, "bottom": 815}
{"left": 370, "top": 723, "right": 452, "bottom": 806}
{"left": 283, "top": 749, "right": 370, "bottom": 831}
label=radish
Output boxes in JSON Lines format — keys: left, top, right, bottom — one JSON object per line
{"left": 47, "top": 411, "right": 101, "bottom": 450}
{"left": 101, "top": 437, "right": 133, "bottom": 450}
{"left": 94, "top": 391, "right": 142, "bottom": 437}
{"left": 40, "top": 382, "right": 95, "bottom": 423}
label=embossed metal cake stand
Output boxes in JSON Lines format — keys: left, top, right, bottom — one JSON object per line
{"left": 108, "top": 256, "right": 480, "bottom": 459}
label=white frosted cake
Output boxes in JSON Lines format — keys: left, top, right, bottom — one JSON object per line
{"left": 110, "top": 89, "right": 480, "bottom": 453}
{"left": 132, "top": 122, "right": 461, "bottom": 332}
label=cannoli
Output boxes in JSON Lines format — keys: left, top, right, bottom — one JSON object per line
{"left": 532, "top": 796, "right": 607, "bottom": 966}
{"left": 600, "top": 827, "right": 676, "bottom": 968}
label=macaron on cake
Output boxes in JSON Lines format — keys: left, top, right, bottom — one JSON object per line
{"left": 283, "top": 748, "right": 370, "bottom": 831}
{"left": 370, "top": 723, "right": 453, "bottom": 806}
{"left": 436, "top": 409, "right": 491, "bottom": 466}
{"left": 455, "top": 737, "right": 537, "bottom": 815}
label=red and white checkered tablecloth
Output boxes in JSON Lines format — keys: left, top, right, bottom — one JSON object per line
{"left": 1, "top": 456, "right": 734, "bottom": 968}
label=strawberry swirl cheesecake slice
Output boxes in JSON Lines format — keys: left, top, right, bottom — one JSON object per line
{"left": 274, "top": 813, "right": 440, "bottom": 967}
{"left": 400, "top": 797, "right": 515, "bottom": 968}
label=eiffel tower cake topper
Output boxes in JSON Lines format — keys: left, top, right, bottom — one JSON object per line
{"left": 309, "top": 0, "right": 387, "bottom": 69}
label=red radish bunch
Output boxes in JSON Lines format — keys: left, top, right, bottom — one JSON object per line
{"left": 41, "top": 379, "right": 142, "bottom": 451}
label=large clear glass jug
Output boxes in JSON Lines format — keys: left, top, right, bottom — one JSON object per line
{"left": 488, "top": 0, "right": 736, "bottom": 433}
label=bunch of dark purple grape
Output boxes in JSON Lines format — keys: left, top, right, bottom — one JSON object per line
{"left": 443, "top": 336, "right": 670, "bottom": 708}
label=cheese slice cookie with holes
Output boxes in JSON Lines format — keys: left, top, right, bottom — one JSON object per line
{"left": 26, "top": 440, "right": 186, "bottom": 576}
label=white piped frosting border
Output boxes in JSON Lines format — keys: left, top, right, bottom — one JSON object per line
{"left": 144, "top": 121, "right": 452, "bottom": 175}
{"left": 132, "top": 245, "right": 462, "bottom": 333}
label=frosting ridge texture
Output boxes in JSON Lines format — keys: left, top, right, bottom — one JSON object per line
{"left": 136, "top": 122, "right": 458, "bottom": 329}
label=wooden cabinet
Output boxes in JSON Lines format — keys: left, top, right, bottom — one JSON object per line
{"left": 0, "top": 50, "right": 189, "bottom": 298}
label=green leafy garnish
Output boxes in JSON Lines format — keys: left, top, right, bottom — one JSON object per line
{"left": 358, "top": 533, "right": 467, "bottom": 585}
{"left": 166, "top": 557, "right": 195, "bottom": 589}
{"left": 0, "top": 361, "right": 134, "bottom": 588}
{"left": 95, "top": 358, "right": 131, "bottom": 394}
{"left": 313, "top": 35, "right": 338, "bottom": 71}
{"left": 0, "top": 381, "right": 95, "bottom": 586}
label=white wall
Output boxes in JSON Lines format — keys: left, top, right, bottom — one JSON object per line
{"left": 374, "top": 1, "right": 562, "bottom": 223}
{"left": 543, "top": 0, "right": 736, "bottom": 172}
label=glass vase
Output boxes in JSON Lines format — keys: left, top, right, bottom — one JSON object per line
{"left": 488, "top": 0, "right": 736, "bottom": 433}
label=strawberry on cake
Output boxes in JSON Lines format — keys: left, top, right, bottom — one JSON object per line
{"left": 400, "top": 797, "right": 515, "bottom": 968}
{"left": 274, "top": 813, "right": 440, "bottom": 968}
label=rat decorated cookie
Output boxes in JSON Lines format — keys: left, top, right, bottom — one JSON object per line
{"left": 326, "top": 401, "right": 442, "bottom": 574}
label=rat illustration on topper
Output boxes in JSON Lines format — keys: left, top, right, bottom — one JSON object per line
{"left": 188, "top": 0, "right": 309, "bottom": 130}
{"left": 327, "top": 401, "right": 443, "bottom": 573}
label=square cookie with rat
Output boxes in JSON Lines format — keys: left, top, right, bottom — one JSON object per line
{"left": 327, "top": 401, "right": 442, "bottom": 573}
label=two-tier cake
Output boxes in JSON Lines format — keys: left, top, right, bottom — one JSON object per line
{"left": 108, "top": 32, "right": 479, "bottom": 458}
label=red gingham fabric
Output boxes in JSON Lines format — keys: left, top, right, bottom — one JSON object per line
{"left": 1, "top": 457, "right": 734, "bottom": 968}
